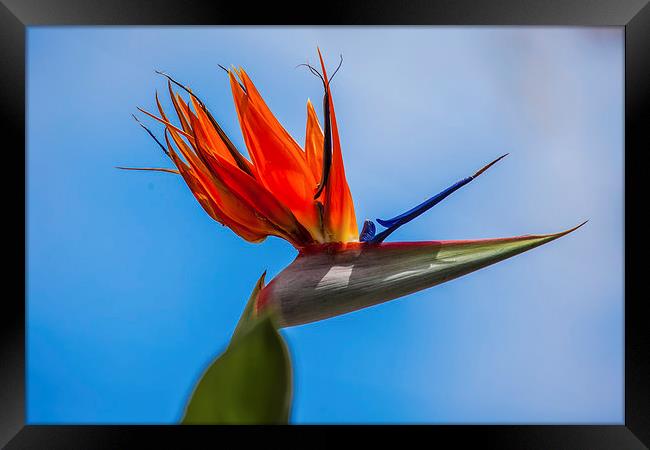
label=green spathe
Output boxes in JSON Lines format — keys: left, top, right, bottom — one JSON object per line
{"left": 260, "top": 223, "right": 586, "bottom": 328}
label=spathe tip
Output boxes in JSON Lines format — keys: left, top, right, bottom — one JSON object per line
{"left": 526, "top": 220, "right": 589, "bottom": 242}
{"left": 559, "top": 220, "right": 589, "bottom": 236}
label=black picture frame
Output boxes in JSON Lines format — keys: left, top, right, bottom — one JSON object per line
{"left": 2, "top": 0, "right": 647, "bottom": 448}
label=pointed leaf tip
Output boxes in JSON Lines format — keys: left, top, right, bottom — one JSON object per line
{"left": 182, "top": 273, "right": 291, "bottom": 424}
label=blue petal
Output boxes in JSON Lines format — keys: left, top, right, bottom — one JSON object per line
{"left": 370, "top": 154, "right": 508, "bottom": 244}
{"left": 376, "top": 177, "right": 473, "bottom": 229}
{"left": 359, "top": 220, "right": 376, "bottom": 242}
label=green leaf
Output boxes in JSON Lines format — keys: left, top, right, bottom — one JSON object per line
{"left": 230, "top": 271, "right": 267, "bottom": 344}
{"left": 181, "top": 273, "right": 292, "bottom": 424}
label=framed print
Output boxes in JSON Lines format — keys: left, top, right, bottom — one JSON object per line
{"left": 2, "top": 0, "right": 648, "bottom": 448}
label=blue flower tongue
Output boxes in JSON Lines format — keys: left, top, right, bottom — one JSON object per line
{"left": 375, "top": 177, "right": 474, "bottom": 229}
{"left": 361, "top": 154, "right": 508, "bottom": 243}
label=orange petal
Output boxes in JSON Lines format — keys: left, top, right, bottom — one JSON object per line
{"left": 161, "top": 138, "right": 254, "bottom": 238}
{"left": 180, "top": 164, "right": 267, "bottom": 243}
{"left": 236, "top": 68, "right": 307, "bottom": 163}
{"left": 188, "top": 95, "right": 241, "bottom": 167}
{"left": 162, "top": 123, "right": 277, "bottom": 244}
{"left": 156, "top": 93, "right": 226, "bottom": 179}
{"left": 166, "top": 82, "right": 192, "bottom": 134}
{"left": 155, "top": 72, "right": 254, "bottom": 174}
{"left": 304, "top": 99, "right": 324, "bottom": 182}
{"left": 317, "top": 49, "right": 358, "bottom": 242}
{"left": 138, "top": 106, "right": 195, "bottom": 144}
{"left": 193, "top": 99, "right": 256, "bottom": 176}
{"left": 229, "top": 71, "right": 322, "bottom": 239}
{"left": 163, "top": 93, "right": 229, "bottom": 171}
{"left": 186, "top": 113, "right": 315, "bottom": 247}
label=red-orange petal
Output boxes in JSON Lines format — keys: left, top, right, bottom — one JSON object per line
{"left": 160, "top": 108, "right": 281, "bottom": 243}
{"left": 169, "top": 88, "right": 255, "bottom": 177}
{"left": 304, "top": 99, "right": 324, "bottom": 182}
{"left": 162, "top": 136, "right": 265, "bottom": 242}
{"left": 166, "top": 82, "right": 192, "bottom": 134}
{"left": 187, "top": 95, "right": 241, "bottom": 167}
{"left": 236, "top": 68, "right": 308, "bottom": 163}
{"left": 229, "top": 71, "right": 323, "bottom": 240}
{"left": 186, "top": 112, "right": 315, "bottom": 247}
{"left": 317, "top": 49, "right": 358, "bottom": 242}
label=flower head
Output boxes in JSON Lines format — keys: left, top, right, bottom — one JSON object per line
{"left": 123, "top": 49, "right": 357, "bottom": 247}
{"left": 124, "top": 50, "right": 585, "bottom": 327}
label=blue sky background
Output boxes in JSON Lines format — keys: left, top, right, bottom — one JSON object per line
{"left": 27, "top": 27, "right": 623, "bottom": 424}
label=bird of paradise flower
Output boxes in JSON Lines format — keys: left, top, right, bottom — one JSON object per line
{"left": 121, "top": 49, "right": 585, "bottom": 423}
